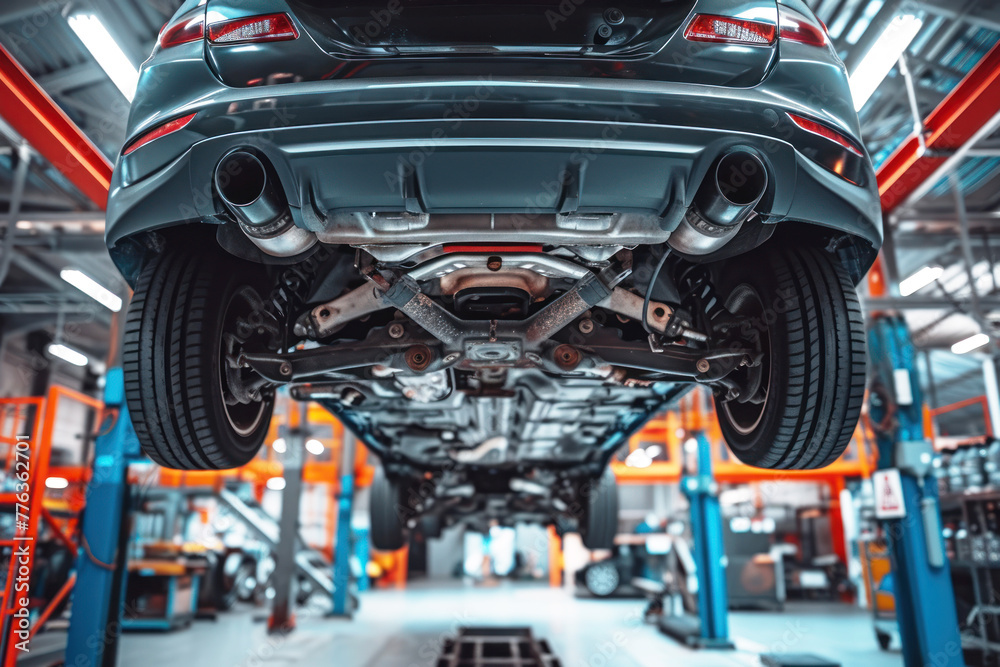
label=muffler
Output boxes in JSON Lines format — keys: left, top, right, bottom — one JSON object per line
{"left": 668, "top": 151, "right": 768, "bottom": 255}
{"left": 215, "top": 150, "right": 316, "bottom": 257}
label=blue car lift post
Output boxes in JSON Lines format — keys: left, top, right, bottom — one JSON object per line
{"left": 867, "top": 313, "right": 966, "bottom": 666}
{"left": 65, "top": 368, "right": 144, "bottom": 666}
{"left": 658, "top": 425, "right": 733, "bottom": 650}
{"left": 330, "top": 430, "right": 357, "bottom": 618}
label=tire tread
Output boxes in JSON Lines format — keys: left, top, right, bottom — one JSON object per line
{"left": 716, "top": 244, "right": 867, "bottom": 470}
{"left": 123, "top": 249, "right": 273, "bottom": 470}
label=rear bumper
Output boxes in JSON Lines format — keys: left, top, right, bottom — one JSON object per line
{"left": 107, "top": 69, "right": 881, "bottom": 263}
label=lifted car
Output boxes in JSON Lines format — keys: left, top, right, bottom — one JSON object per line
{"left": 109, "top": 0, "right": 880, "bottom": 550}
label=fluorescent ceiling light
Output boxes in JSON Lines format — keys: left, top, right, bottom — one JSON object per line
{"left": 272, "top": 438, "right": 287, "bottom": 453}
{"left": 45, "top": 477, "right": 70, "bottom": 490}
{"left": 60, "top": 269, "right": 122, "bottom": 312}
{"left": 899, "top": 265, "right": 943, "bottom": 296}
{"left": 951, "top": 333, "right": 990, "bottom": 355}
{"left": 48, "top": 343, "right": 89, "bottom": 367}
{"left": 266, "top": 477, "right": 286, "bottom": 491}
{"left": 845, "top": 0, "right": 885, "bottom": 45}
{"left": 305, "top": 439, "right": 325, "bottom": 455}
{"left": 849, "top": 13, "right": 924, "bottom": 111}
{"left": 825, "top": 0, "right": 859, "bottom": 39}
{"left": 67, "top": 14, "right": 138, "bottom": 102}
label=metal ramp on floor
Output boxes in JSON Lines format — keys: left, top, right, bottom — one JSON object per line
{"left": 436, "top": 627, "right": 561, "bottom": 667}
{"left": 217, "top": 488, "right": 334, "bottom": 597}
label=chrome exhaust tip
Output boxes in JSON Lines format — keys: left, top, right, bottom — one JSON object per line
{"left": 215, "top": 150, "right": 315, "bottom": 257}
{"left": 669, "top": 151, "right": 768, "bottom": 256}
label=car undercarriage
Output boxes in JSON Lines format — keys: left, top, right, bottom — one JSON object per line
{"left": 253, "top": 245, "right": 714, "bottom": 474}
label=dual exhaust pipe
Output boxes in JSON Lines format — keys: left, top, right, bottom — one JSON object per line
{"left": 215, "top": 150, "right": 316, "bottom": 257}
{"left": 669, "top": 150, "right": 768, "bottom": 256}
{"left": 216, "top": 147, "right": 766, "bottom": 259}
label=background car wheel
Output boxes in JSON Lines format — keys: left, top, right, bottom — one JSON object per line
{"left": 124, "top": 247, "right": 275, "bottom": 470}
{"left": 714, "top": 244, "right": 866, "bottom": 470}
{"left": 584, "top": 561, "right": 621, "bottom": 597}
{"left": 219, "top": 552, "right": 254, "bottom": 611}
{"left": 370, "top": 466, "right": 408, "bottom": 551}
{"left": 581, "top": 467, "right": 619, "bottom": 549}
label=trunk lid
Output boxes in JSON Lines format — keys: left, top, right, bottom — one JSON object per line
{"left": 286, "top": 0, "right": 697, "bottom": 56}
{"left": 205, "top": 0, "right": 779, "bottom": 87}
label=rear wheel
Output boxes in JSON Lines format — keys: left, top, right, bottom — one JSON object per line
{"left": 370, "top": 466, "right": 408, "bottom": 551}
{"left": 713, "top": 244, "right": 866, "bottom": 470}
{"left": 124, "top": 247, "right": 276, "bottom": 470}
{"left": 580, "top": 467, "right": 619, "bottom": 549}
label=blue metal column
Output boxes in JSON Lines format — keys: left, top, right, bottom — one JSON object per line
{"left": 682, "top": 431, "right": 732, "bottom": 648}
{"left": 868, "top": 316, "right": 965, "bottom": 667}
{"left": 65, "top": 368, "right": 142, "bottom": 666}
{"left": 331, "top": 431, "right": 356, "bottom": 617}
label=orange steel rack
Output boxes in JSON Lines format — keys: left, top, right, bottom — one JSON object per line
{"left": 149, "top": 400, "right": 374, "bottom": 560}
{"left": 0, "top": 386, "right": 102, "bottom": 667}
{"left": 610, "top": 391, "right": 877, "bottom": 567}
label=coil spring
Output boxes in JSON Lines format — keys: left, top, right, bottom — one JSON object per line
{"left": 266, "top": 245, "right": 333, "bottom": 344}
{"left": 672, "top": 260, "right": 725, "bottom": 333}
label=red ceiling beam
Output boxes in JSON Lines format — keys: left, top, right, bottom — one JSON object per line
{"left": 877, "top": 40, "right": 1000, "bottom": 214}
{"left": 0, "top": 44, "right": 112, "bottom": 210}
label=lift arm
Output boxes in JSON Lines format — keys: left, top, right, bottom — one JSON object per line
{"left": 0, "top": 44, "right": 113, "bottom": 210}
{"left": 877, "top": 41, "right": 1000, "bottom": 213}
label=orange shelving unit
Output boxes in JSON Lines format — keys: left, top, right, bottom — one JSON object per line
{"left": 145, "top": 399, "right": 374, "bottom": 560}
{"left": 0, "top": 386, "right": 103, "bottom": 667}
{"left": 610, "top": 390, "right": 877, "bottom": 567}
{"left": 612, "top": 393, "right": 877, "bottom": 486}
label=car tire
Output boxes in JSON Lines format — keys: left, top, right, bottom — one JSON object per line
{"left": 714, "top": 244, "right": 866, "bottom": 470}
{"left": 581, "top": 467, "right": 619, "bottom": 549}
{"left": 370, "top": 466, "right": 408, "bottom": 551}
{"left": 124, "top": 247, "right": 275, "bottom": 470}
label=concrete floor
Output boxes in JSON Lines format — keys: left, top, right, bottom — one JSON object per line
{"left": 117, "top": 582, "right": 904, "bottom": 667}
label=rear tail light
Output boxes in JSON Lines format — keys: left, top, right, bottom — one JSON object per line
{"left": 683, "top": 15, "right": 776, "bottom": 45}
{"left": 788, "top": 113, "right": 864, "bottom": 157}
{"left": 778, "top": 6, "right": 830, "bottom": 47}
{"left": 208, "top": 14, "right": 299, "bottom": 45}
{"left": 158, "top": 14, "right": 205, "bottom": 49}
{"left": 123, "top": 113, "right": 197, "bottom": 156}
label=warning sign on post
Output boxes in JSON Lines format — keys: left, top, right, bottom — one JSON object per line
{"left": 873, "top": 469, "right": 907, "bottom": 519}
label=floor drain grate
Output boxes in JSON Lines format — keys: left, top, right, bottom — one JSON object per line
{"left": 436, "top": 627, "right": 561, "bottom": 667}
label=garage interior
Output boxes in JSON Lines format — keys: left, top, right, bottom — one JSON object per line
{"left": 0, "top": 0, "right": 999, "bottom": 666}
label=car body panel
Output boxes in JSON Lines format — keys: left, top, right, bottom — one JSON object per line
{"left": 108, "top": 72, "right": 880, "bottom": 273}
{"left": 110, "top": 0, "right": 879, "bottom": 272}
